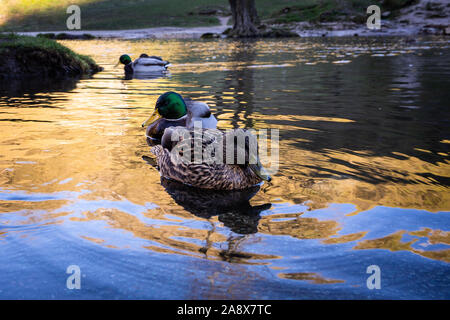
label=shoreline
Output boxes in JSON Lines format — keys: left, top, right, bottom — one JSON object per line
{"left": 16, "top": 21, "right": 450, "bottom": 40}
{"left": 17, "top": 26, "right": 450, "bottom": 40}
{"left": 17, "top": 17, "right": 232, "bottom": 40}
{"left": 0, "top": 34, "right": 101, "bottom": 81}
{"left": 292, "top": 21, "right": 449, "bottom": 37}
{"left": 13, "top": 1, "right": 450, "bottom": 40}
{"left": 16, "top": 25, "right": 449, "bottom": 40}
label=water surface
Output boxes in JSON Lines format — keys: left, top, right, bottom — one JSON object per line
{"left": 0, "top": 37, "right": 449, "bottom": 299}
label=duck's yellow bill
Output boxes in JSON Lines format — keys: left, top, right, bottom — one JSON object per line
{"left": 142, "top": 109, "right": 162, "bottom": 127}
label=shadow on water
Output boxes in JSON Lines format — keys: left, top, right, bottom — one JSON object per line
{"left": 142, "top": 148, "right": 271, "bottom": 235}
{"left": 124, "top": 71, "right": 170, "bottom": 81}
{"left": 193, "top": 41, "right": 450, "bottom": 188}
{"left": 0, "top": 76, "right": 78, "bottom": 97}
{"left": 160, "top": 178, "right": 271, "bottom": 234}
{"left": 223, "top": 40, "right": 257, "bottom": 129}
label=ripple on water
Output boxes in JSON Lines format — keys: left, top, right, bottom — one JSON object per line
{"left": 0, "top": 37, "right": 449, "bottom": 299}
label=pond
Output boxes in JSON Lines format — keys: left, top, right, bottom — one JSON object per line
{"left": 0, "top": 37, "right": 449, "bottom": 299}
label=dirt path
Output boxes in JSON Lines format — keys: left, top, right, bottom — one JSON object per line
{"left": 19, "top": 16, "right": 231, "bottom": 39}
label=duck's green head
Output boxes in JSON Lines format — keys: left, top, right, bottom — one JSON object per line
{"left": 119, "top": 54, "right": 132, "bottom": 65}
{"left": 142, "top": 92, "right": 187, "bottom": 127}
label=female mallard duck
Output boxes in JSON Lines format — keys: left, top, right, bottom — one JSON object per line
{"left": 142, "top": 91, "right": 217, "bottom": 139}
{"left": 119, "top": 54, "right": 170, "bottom": 75}
{"left": 150, "top": 126, "right": 272, "bottom": 190}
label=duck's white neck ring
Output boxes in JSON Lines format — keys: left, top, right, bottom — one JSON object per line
{"left": 165, "top": 114, "right": 187, "bottom": 121}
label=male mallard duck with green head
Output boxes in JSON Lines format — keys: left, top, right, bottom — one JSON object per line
{"left": 142, "top": 92, "right": 271, "bottom": 190}
{"left": 119, "top": 54, "right": 170, "bottom": 75}
{"left": 142, "top": 91, "right": 217, "bottom": 139}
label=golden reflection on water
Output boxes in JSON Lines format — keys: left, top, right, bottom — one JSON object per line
{"left": 354, "top": 230, "right": 450, "bottom": 263}
{"left": 278, "top": 272, "right": 345, "bottom": 284}
{"left": 0, "top": 38, "right": 449, "bottom": 276}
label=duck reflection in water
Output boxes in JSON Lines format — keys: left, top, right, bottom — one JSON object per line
{"left": 124, "top": 70, "right": 170, "bottom": 80}
{"left": 160, "top": 178, "right": 271, "bottom": 234}
{"left": 144, "top": 152, "right": 271, "bottom": 235}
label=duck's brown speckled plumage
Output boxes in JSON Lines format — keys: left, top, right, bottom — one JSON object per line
{"left": 151, "top": 144, "right": 262, "bottom": 190}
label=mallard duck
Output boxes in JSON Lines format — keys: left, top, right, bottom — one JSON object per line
{"left": 142, "top": 91, "right": 217, "bottom": 139}
{"left": 150, "top": 126, "right": 272, "bottom": 190}
{"left": 119, "top": 54, "right": 170, "bottom": 75}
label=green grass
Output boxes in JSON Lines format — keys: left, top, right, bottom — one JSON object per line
{"left": 262, "top": 0, "right": 416, "bottom": 24}
{"left": 0, "top": 0, "right": 416, "bottom": 32}
{"left": 265, "top": 0, "right": 379, "bottom": 24}
{"left": 0, "top": 33, "right": 101, "bottom": 77}
{"left": 267, "top": 1, "right": 338, "bottom": 24}
{"left": 0, "top": 0, "right": 229, "bottom": 32}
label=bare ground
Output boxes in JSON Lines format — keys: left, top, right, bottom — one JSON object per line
{"left": 16, "top": 1, "right": 450, "bottom": 39}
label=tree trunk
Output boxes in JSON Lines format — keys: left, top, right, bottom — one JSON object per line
{"left": 229, "top": 0, "right": 260, "bottom": 37}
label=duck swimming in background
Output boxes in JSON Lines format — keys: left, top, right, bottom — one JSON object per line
{"left": 142, "top": 91, "right": 217, "bottom": 139}
{"left": 119, "top": 54, "right": 170, "bottom": 76}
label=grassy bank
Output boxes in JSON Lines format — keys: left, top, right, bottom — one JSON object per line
{"left": 0, "top": 0, "right": 417, "bottom": 32}
{"left": 0, "top": 0, "right": 227, "bottom": 31}
{"left": 265, "top": 0, "right": 416, "bottom": 24}
{"left": 0, "top": 34, "right": 102, "bottom": 79}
